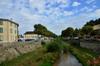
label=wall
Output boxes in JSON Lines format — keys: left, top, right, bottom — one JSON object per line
{"left": 80, "top": 41, "right": 100, "bottom": 53}
{"left": 0, "top": 41, "right": 41, "bottom": 63}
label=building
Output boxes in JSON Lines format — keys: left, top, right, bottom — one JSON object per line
{"left": 93, "top": 24, "right": 100, "bottom": 30}
{"left": 24, "top": 31, "right": 41, "bottom": 40}
{"left": 0, "top": 19, "right": 19, "bottom": 43}
{"left": 93, "top": 24, "right": 100, "bottom": 41}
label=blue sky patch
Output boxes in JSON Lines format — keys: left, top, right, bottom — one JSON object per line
{"left": 0, "top": 0, "right": 100, "bottom": 35}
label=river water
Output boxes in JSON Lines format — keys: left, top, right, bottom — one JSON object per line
{"left": 56, "top": 53, "right": 82, "bottom": 66}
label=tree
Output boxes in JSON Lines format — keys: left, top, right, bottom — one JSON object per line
{"left": 34, "top": 24, "right": 57, "bottom": 37}
{"left": 81, "top": 26, "right": 93, "bottom": 35}
{"left": 34, "top": 24, "right": 47, "bottom": 35}
{"left": 73, "top": 28, "right": 79, "bottom": 37}
{"left": 91, "top": 29, "right": 100, "bottom": 36}
{"left": 84, "top": 18, "right": 100, "bottom": 26}
{"left": 85, "top": 20, "right": 94, "bottom": 26}
{"left": 61, "top": 27, "right": 74, "bottom": 37}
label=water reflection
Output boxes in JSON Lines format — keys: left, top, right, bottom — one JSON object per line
{"left": 58, "top": 53, "right": 82, "bottom": 66}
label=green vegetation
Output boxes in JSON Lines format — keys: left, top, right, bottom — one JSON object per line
{"left": 81, "top": 18, "right": 100, "bottom": 36}
{"left": 61, "top": 27, "right": 74, "bottom": 37}
{"left": 0, "top": 38, "right": 66, "bottom": 66}
{"left": 0, "top": 47, "right": 57, "bottom": 66}
{"left": 61, "top": 18, "right": 100, "bottom": 38}
{"left": 81, "top": 25, "right": 93, "bottom": 35}
{"left": 91, "top": 29, "right": 100, "bottom": 36}
{"left": 73, "top": 28, "right": 79, "bottom": 37}
{"left": 0, "top": 47, "right": 46, "bottom": 66}
{"left": 0, "top": 37, "right": 99, "bottom": 66}
{"left": 34, "top": 24, "right": 57, "bottom": 37}
{"left": 46, "top": 39, "right": 62, "bottom": 53}
{"left": 85, "top": 18, "right": 100, "bottom": 26}
{"left": 39, "top": 38, "right": 68, "bottom": 66}
{"left": 64, "top": 42, "right": 99, "bottom": 66}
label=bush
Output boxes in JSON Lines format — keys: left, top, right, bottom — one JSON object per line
{"left": 42, "top": 53, "right": 55, "bottom": 63}
{"left": 62, "top": 44, "right": 68, "bottom": 53}
{"left": 41, "top": 41, "right": 46, "bottom": 46}
{"left": 39, "top": 62, "right": 52, "bottom": 66}
{"left": 46, "top": 40, "right": 61, "bottom": 52}
{"left": 39, "top": 52, "right": 59, "bottom": 66}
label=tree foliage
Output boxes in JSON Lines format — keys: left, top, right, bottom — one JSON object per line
{"left": 85, "top": 18, "right": 100, "bottom": 26}
{"left": 61, "top": 27, "right": 74, "bottom": 37}
{"left": 61, "top": 18, "right": 100, "bottom": 37}
{"left": 34, "top": 24, "right": 57, "bottom": 37}
{"left": 81, "top": 26, "right": 93, "bottom": 35}
{"left": 73, "top": 28, "right": 79, "bottom": 37}
{"left": 91, "top": 29, "right": 100, "bottom": 36}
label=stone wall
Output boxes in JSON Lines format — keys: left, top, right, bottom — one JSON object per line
{"left": 80, "top": 41, "right": 100, "bottom": 53}
{"left": 0, "top": 41, "right": 41, "bottom": 63}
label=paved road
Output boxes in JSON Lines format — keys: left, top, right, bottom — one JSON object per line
{"left": 58, "top": 53, "right": 82, "bottom": 66}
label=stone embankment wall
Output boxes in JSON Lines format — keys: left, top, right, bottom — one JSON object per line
{"left": 0, "top": 41, "right": 42, "bottom": 63}
{"left": 80, "top": 41, "right": 100, "bottom": 53}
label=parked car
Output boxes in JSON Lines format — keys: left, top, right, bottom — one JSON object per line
{"left": 18, "top": 38, "right": 25, "bottom": 42}
{"left": 25, "top": 39, "right": 34, "bottom": 41}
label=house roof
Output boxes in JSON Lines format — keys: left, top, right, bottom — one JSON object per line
{"left": 24, "top": 31, "right": 35, "bottom": 35}
{"left": 0, "top": 18, "right": 19, "bottom": 26}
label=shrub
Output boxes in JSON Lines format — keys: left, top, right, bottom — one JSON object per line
{"left": 39, "top": 62, "right": 52, "bottom": 66}
{"left": 42, "top": 53, "right": 55, "bottom": 63}
{"left": 46, "top": 41, "right": 61, "bottom": 52}
{"left": 62, "top": 44, "right": 68, "bottom": 53}
{"left": 41, "top": 41, "right": 46, "bottom": 46}
{"left": 39, "top": 52, "right": 59, "bottom": 66}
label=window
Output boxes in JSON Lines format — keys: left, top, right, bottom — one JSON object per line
{"left": 0, "top": 28, "right": 3, "bottom": 33}
{"left": 10, "top": 22, "right": 13, "bottom": 26}
{"left": 10, "top": 28, "right": 13, "bottom": 33}
{"left": 0, "top": 35, "right": 3, "bottom": 41}
{"left": 0, "top": 21, "right": 3, "bottom": 25}
{"left": 15, "top": 30, "right": 16, "bottom": 34}
{"left": 15, "top": 25, "right": 17, "bottom": 28}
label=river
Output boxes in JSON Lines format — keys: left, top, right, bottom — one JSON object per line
{"left": 54, "top": 53, "right": 82, "bottom": 66}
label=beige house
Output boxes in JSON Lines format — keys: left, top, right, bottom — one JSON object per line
{"left": 24, "top": 31, "right": 40, "bottom": 40}
{"left": 0, "top": 19, "right": 19, "bottom": 43}
{"left": 93, "top": 24, "right": 100, "bottom": 30}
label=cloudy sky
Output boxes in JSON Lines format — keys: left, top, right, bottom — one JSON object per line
{"left": 0, "top": 0, "right": 100, "bottom": 35}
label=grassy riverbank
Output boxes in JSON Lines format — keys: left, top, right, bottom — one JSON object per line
{"left": 0, "top": 38, "right": 65, "bottom": 66}
{"left": 0, "top": 48, "right": 59, "bottom": 66}
{"left": 1, "top": 38, "right": 99, "bottom": 66}
{"left": 65, "top": 42, "right": 99, "bottom": 66}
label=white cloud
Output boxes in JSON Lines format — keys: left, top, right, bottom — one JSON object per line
{"left": 0, "top": 0, "right": 99, "bottom": 35}
{"left": 57, "top": 0, "right": 70, "bottom": 7}
{"left": 95, "top": 9, "right": 100, "bottom": 17}
{"left": 80, "top": 6, "right": 93, "bottom": 12}
{"left": 29, "top": 0, "right": 46, "bottom": 13}
{"left": 77, "top": 9, "right": 100, "bottom": 19}
{"left": 86, "top": 0, "right": 95, "bottom": 4}
{"left": 72, "top": 2, "right": 81, "bottom": 7}
{"left": 57, "top": 0, "right": 67, "bottom": 3}
{"left": 63, "top": 11, "right": 74, "bottom": 16}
